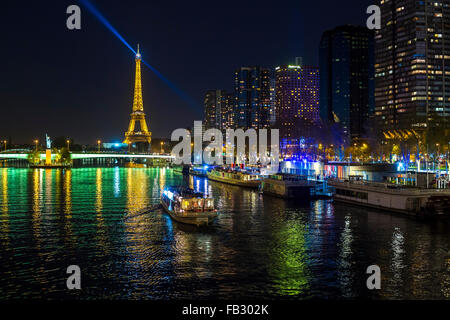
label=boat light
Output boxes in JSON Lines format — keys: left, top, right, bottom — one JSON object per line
{"left": 163, "top": 190, "right": 174, "bottom": 200}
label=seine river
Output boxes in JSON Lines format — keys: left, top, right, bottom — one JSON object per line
{"left": 0, "top": 167, "right": 449, "bottom": 300}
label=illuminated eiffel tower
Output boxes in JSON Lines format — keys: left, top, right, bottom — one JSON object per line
{"left": 123, "top": 44, "right": 152, "bottom": 148}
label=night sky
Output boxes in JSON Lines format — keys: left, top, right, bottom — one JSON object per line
{"left": 0, "top": 0, "right": 374, "bottom": 144}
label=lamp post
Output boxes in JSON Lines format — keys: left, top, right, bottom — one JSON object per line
{"left": 97, "top": 140, "right": 101, "bottom": 153}
{"left": 436, "top": 143, "right": 440, "bottom": 177}
{"left": 416, "top": 157, "right": 419, "bottom": 187}
{"left": 67, "top": 139, "right": 70, "bottom": 152}
{"left": 448, "top": 142, "right": 450, "bottom": 160}
{"left": 160, "top": 141, "right": 164, "bottom": 154}
{"left": 34, "top": 139, "right": 38, "bottom": 152}
{"left": 447, "top": 142, "right": 450, "bottom": 174}
{"left": 3, "top": 140, "right": 6, "bottom": 152}
{"left": 426, "top": 145, "right": 429, "bottom": 189}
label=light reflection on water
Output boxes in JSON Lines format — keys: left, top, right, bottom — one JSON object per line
{"left": 0, "top": 167, "right": 449, "bottom": 300}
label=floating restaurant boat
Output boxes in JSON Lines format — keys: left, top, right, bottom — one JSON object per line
{"left": 207, "top": 167, "right": 261, "bottom": 188}
{"left": 160, "top": 187, "right": 218, "bottom": 226}
{"left": 328, "top": 176, "right": 450, "bottom": 218}
{"left": 260, "top": 174, "right": 316, "bottom": 199}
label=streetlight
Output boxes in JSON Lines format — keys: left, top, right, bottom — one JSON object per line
{"left": 67, "top": 139, "right": 70, "bottom": 152}
{"left": 3, "top": 140, "right": 6, "bottom": 152}
{"left": 97, "top": 140, "right": 101, "bottom": 153}
{"left": 34, "top": 139, "right": 38, "bottom": 152}
{"left": 160, "top": 141, "right": 164, "bottom": 154}
{"left": 447, "top": 142, "right": 450, "bottom": 175}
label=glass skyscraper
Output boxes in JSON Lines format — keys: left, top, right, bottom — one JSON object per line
{"left": 319, "top": 25, "right": 375, "bottom": 141}
{"left": 234, "top": 66, "right": 271, "bottom": 129}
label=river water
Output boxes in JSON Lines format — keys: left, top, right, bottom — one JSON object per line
{"left": 0, "top": 167, "right": 449, "bottom": 300}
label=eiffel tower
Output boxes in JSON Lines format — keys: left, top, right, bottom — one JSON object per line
{"left": 123, "top": 44, "right": 152, "bottom": 148}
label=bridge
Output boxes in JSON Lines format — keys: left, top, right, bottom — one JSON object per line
{"left": 0, "top": 152, "right": 174, "bottom": 161}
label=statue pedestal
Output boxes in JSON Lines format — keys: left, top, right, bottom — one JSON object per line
{"left": 45, "top": 149, "right": 52, "bottom": 165}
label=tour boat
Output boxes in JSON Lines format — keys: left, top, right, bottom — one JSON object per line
{"left": 328, "top": 176, "right": 450, "bottom": 218}
{"left": 160, "top": 187, "right": 218, "bottom": 226}
{"left": 260, "top": 174, "right": 316, "bottom": 199}
{"left": 207, "top": 167, "right": 261, "bottom": 188}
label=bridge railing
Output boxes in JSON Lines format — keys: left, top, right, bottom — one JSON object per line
{"left": 0, "top": 152, "right": 175, "bottom": 160}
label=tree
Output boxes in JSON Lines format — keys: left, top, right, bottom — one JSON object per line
{"left": 27, "top": 150, "right": 41, "bottom": 164}
{"left": 425, "top": 123, "right": 449, "bottom": 158}
{"left": 55, "top": 147, "right": 71, "bottom": 164}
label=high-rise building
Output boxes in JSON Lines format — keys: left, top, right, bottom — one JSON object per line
{"left": 269, "top": 77, "right": 277, "bottom": 125}
{"left": 275, "top": 63, "right": 320, "bottom": 140}
{"left": 204, "top": 90, "right": 220, "bottom": 129}
{"left": 204, "top": 90, "right": 235, "bottom": 130}
{"left": 375, "top": 0, "right": 450, "bottom": 133}
{"left": 234, "top": 66, "right": 271, "bottom": 129}
{"left": 222, "top": 92, "right": 236, "bottom": 129}
{"left": 319, "top": 25, "right": 375, "bottom": 140}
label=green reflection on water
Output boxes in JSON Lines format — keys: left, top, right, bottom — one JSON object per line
{"left": 268, "top": 219, "right": 310, "bottom": 296}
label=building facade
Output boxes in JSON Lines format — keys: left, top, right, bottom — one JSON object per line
{"left": 375, "top": 0, "right": 450, "bottom": 133}
{"left": 275, "top": 64, "right": 320, "bottom": 141}
{"left": 269, "top": 77, "right": 277, "bottom": 125}
{"left": 234, "top": 66, "right": 271, "bottom": 129}
{"left": 221, "top": 92, "right": 235, "bottom": 129}
{"left": 319, "top": 25, "right": 375, "bottom": 141}
{"left": 203, "top": 90, "right": 235, "bottom": 130}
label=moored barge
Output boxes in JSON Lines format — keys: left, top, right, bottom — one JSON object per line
{"left": 260, "top": 174, "right": 316, "bottom": 199}
{"left": 207, "top": 168, "right": 261, "bottom": 188}
{"left": 328, "top": 176, "right": 450, "bottom": 217}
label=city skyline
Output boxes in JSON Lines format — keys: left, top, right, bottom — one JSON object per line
{"left": 0, "top": 0, "right": 374, "bottom": 144}
{"left": 2, "top": 0, "right": 450, "bottom": 305}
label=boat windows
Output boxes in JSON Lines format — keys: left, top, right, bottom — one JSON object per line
{"left": 336, "top": 188, "right": 368, "bottom": 200}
